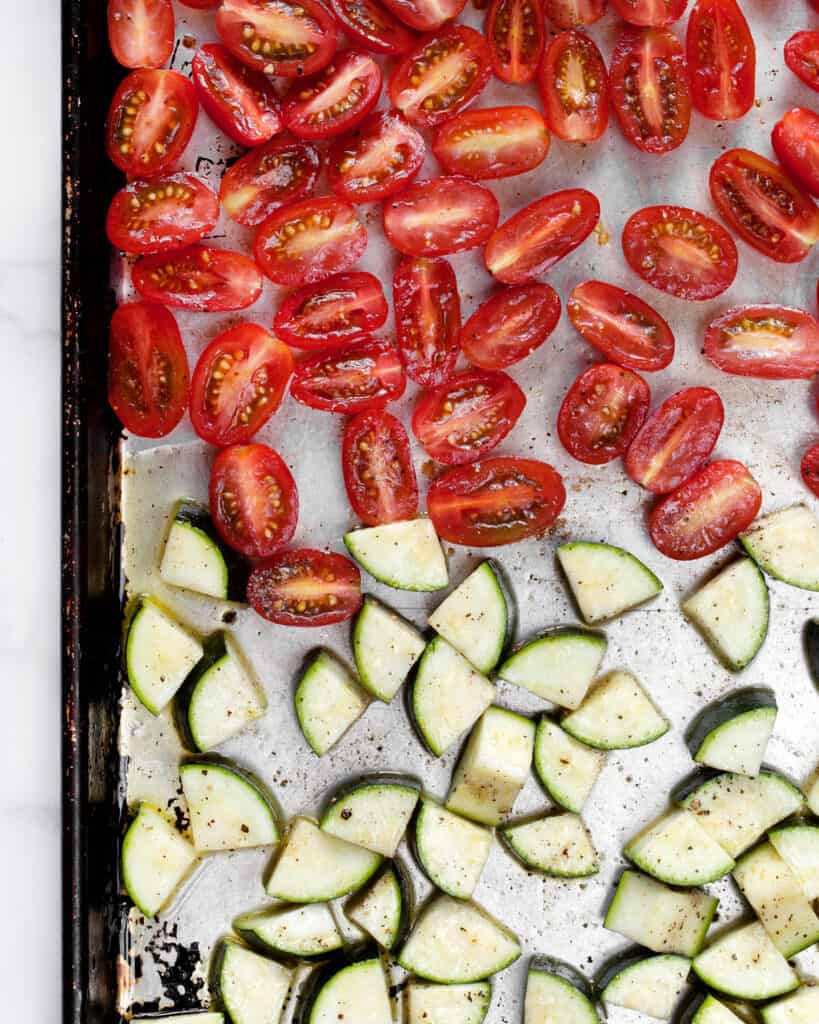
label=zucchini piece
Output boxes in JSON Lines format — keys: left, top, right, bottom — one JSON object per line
{"left": 343, "top": 518, "right": 448, "bottom": 592}
{"left": 557, "top": 541, "right": 662, "bottom": 624}
{"left": 411, "top": 637, "right": 496, "bottom": 757}
{"left": 234, "top": 903, "right": 344, "bottom": 960}
{"left": 126, "top": 597, "right": 204, "bottom": 715}
{"left": 524, "top": 958, "right": 599, "bottom": 1024}
{"left": 446, "top": 707, "right": 535, "bottom": 826}
{"left": 692, "top": 921, "right": 799, "bottom": 1002}
{"left": 344, "top": 860, "right": 410, "bottom": 950}
{"left": 604, "top": 871, "right": 717, "bottom": 957}
{"left": 498, "top": 629, "right": 607, "bottom": 710}
{"left": 769, "top": 822, "right": 819, "bottom": 900}
{"left": 598, "top": 951, "right": 690, "bottom": 1020}
{"left": 501, "top": 813, "right": 598, "bottom": 877}
{"left": 121, "top": 804, "right": 197, "bottom": 917}
{"left": 352, "top": 597, "right": 425, "bottom": 702}
{"left": 686, "top": 688, "right": 777, "bottom": 777}
{"left": 302, "top": 956, "right": 392, "bottom": 1024}
{"left": 561, "top": 671, "right": 668, "bottom": 750}
{"left": 808, "top": 774, "right": 819, "bottom": 816}
{"left": 740, "top": 504, "right": 819, "bottom": 591}
{"left": 321, "top": 776, "right": 419, "bottom": 857}
{"left": 682, "top": 995, "right": 745, "bottom": 1024}
{"left": 761, "top": 987, "right": 819, "bottom": 1024}
{"left": 428, "top": 561, "right": 510, "bottom": 673}
{"left": 533, "top": 719, "right": 605, "bottom": 813}
{"left": 159, "top": 500, "right": 248, "bottom": 602}
{"left": 624, "top": 810, "right": 735, "bottom": 886}
{"left": 180, "top": 761, "right": 279, "bottom": 852}
{"left": 406, "top": 981, "right": 491, "bottom": 1024}
{"left": 682, "top": 559, "right": 769, "bottom": 671}
{"left": 265, "top": 817, "right": 381, "bottom": 903}
{"left": 295, "top": 650, "right": 369, "bottom": 756}
{"left": 214, "top": 938, "right": 292, "bottom": 1024}
{"left": 413, "top": 798, "right": 493, "bottom": 899}
{"left": 398, "top": 894, "right": 520, "bottom": 983}
{"left": 133, "top": 1016, "right": 224, "bottom": 1024}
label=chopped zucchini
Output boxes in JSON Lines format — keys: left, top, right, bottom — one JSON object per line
{"left": 598, "top": 951, "right": 690, "bottom": 1020}
{"left": 428, "top": 561, "right": 511, "bottom": 673}
{"left": 303, "top": 956, "right": 392, "bottom": 1024}
{"left": 761, "top": 987, "right": 819, "bottom": 1024}
{"left": 234, "top": 903, "right": 343, "bottom": 960}
{"left": 414, "top": 798, "right": 492, "bottom": 900}
{"left": 557, "top": 541, "right": 662, "bottom": 624}
{"left": 344, "top": 860, "right": 410, "bottom": 950}
{"left": 524, "top": 958, "right": 599, "bottom": 1024}
{"left": 808, "top": 774, "right": 819, "bottom": 816}
{"left": 624, "top": 809, "right": 735, "bottom": 886}
{"left": 214, "top": 938, "right": 292, "bottom": 1024}
{"left": 769, "top": 822, "right": 819, "bottom": 900}
{"left": 295, "top": 650, "right": 369, "bottom": 756}
{"left": 533, "top": 718, "right": 605, "bottom": 813}
{"left": 740, "top": 504, "right": 819, "bottom": 591}
{"left": 321, "top": 777, "right": 419, "bottom": 857}
{"left": 683, "top": 995, "right": 745, "bottom": 1024}
{"left": 805, "top": 619, "right": 819, "bottom": 688}
{"left": 497, "top": 629, "right": 607, "bottom": 709}
{"left": 132, "top": 1016, "right": 223, "bottom": 1024}
{"left": 344, "top": 518, "right": 448, "bottom": 591}
{"left": 126, "top": 597, "right": 204, "bottom": 715}
{"left": 180, "top": 761, "right": 280, "bottom": 852}
{"left": 406, "top": 981, "right": 491, "bottom": 1024}
{"left": 686, "top": 688, "right": 777, "bottom": 776}
{"left": 501, "top": 813, "right": 598, "bottom": 877}
{"left": 692, "top": 921, "right": 799, "bottom": 1001}
{"left": 561, "top": 670, "right": 668, "bottom": 749}
{"left": 121, "top": 804, "right": 197, "bottom": 917}
{"left": 159, "top": 500, "right": 248, "bottom": 602}
{"left": 352, "top": 597, "right": 425, "bottom": 702}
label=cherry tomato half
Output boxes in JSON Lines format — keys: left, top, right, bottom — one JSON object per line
{"left": 106, "top": 174, "right": 219, "bottom": 255}
{"left": 281, "top": 50, "right": 382, "bottom": 140}
{"left": 558, "top": 363, "right": 650, "bottom": 465}
{"left": 384, "top": 177, "right": 499, "bottom": 258}
{"left": 216, "top": 0, "right": 338, "bottom": 78}
{"left": 247, "top": 549, "right": 362, "bottom": 626}
{"left": 220, "top": 137, "right": 322, "bottom": 228}
{"left": 486, "top": 0, "right": 545, "bottom": 85}
{"left": 290, "top": 340, "right": 406, "bottom": 413}
{"left": 703, "top": 305, "right": 819, "bottom": 380}
{"left": 461, "top": 284, "right": 560, "bottom": 371}
{"left": 610, "top": 0, "right": 687, "bottom": 27}
{"left": 342, "top": 410, "right": 419, "bottom": 525}
{"left": 274, "top": 272, "right": 388, "bottom": 349}
{"left": 380, "top": 0, "right": 465, "bottom": 31}
{"left": 132, "top": 246, "right": 264, "bottom": 311}
{"left": 686, "top": 0, "right": 755, "bottom": 121}
{"left": 327, "top": 0, "right": 416, "bottom": 55}
{"left": 328, "top": 111, "right": 425, "bottom": 203}
{"left": 108, "top": 0, "right": 174, "bottom": 69}
{"left": 538, "top": 30, "right": 610, "bottom": 143}
{"left": 393, "top": 257, "right": 461, "bottom": 387}
{"left": 210, "top": 444, "right": 299, "bottom": 558}
{"left": 432, "top": 106, "right": 549, "bottom": 180}
{"left": 801, "top": 444, "right": 819, "bottom": 499}
{"left": 772, "top": 108, "right": 819, "bottom": 197}
{"left": 108, "top": 301, "right": 189, "bottom": 438}
{"left": 191, "top": 44, "right": 282, "bottom": 147}
{"left": 543, "top": 0, "right": 605, "bottom": 29}
{"left": 785, "top": 31, "right": 819, "bottom": 94}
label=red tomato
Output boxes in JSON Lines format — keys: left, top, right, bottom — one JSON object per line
{"left": 785, "top": 31, "right": 819, "bottom": 94}
{"left": 342, "top": 411, "right": 419, "bottom": 524}
{"left": 558, "top": 363, "right": 650, "bottom": 465}
{"left": 703, "top": 305, "right": 819, "bottom": 380}
{"left": 772, "top": 108, "right": 819, "bottom": 197}
{"left": 393, "top": 257, "right": 461, "bottom": 387}
{"left": 327, "top": 111, "right": 425, "bottom": 203}
{"left": 428, "top": 457, "right": 566, "bottom": 546}
{"left": 567, "top": 281, "right": 674, "bottom": 372}
{"left": 191, "top": 44, "right": 282, "bottom": 147}
{"left": 543, "top": 0, "right": 605, "bottom": 28}
{"left": 132, "top": 246, "right": 264, "bottom": 311}
{"left": 388, "top": 26, "right": 492, "bottom": 127}
{"left": 486, "top": 0, "right": 545, "bottom": 85}
{"left": 327, "top": 0, "right": 416, "bottom": 54}
{"left": 485, "top": 189, "right": 599, "bottom": 284}
{"left": 281, "top": 50, "right": 382, "bottom": 140}
{"left": 106, "top": 69, "right": 198, "bottom": 177}
{"left": 625, "top": 387, "right": 724, "bottom": 494}
{"left": 412, "top": 371, "right": 526, "bottom": 465}
{"left": 432, "top": 106, "right": 549, "bottom": 180}
{"left": 710, "top": 149, "right": 819, "bottom": 264}
{"left": 686, "top": 0, "right": 755, "bottom": 121}
{"left": 108, "top": 302, "right": 189, "bottom": 438}
{"left": 210, "top": 444, "right": 299, "bottom": 558}
{"left": 106, "top": 174, "right": 219, "bottom": 255}
{"left": 622, "top": 206, "right": 738, "bottom": 301}
{"left": 220, "top": 137, "right": 322, "bottom": 228}
{"left": 538, "top": 30, "right": 610, "bottom": 143}
{"left": 253, "top": 197, "right": 367, "bottom": 287}
{"left": 383, "top": 177, "right": 499, "bottom": 258}
{"left": 610, "top": 0, "right": 687, "bottom": 26}
{"left": 247, "top": 549, "right": 362, "bottom": 626}
{"left": 610, "top": 27, "right": 691, "bottom": 154}
{"left": 216, "top": 0, "right": 337, "bottom": 78}
{"left": 649, "top": 460, "right": 761, "bottom": 561}
{"left": 190, "top": 324, "right": 293, "bottom": 446}
{"left": 801, "top": 444, "right": 819, "bottom": 499}
{"left": 380, "top": 0, "right": 465, "bottom": 31}
{"left": 290, "top": 340, "right": 406, "bottom": 413}
{"left": 108, "top": 0, "right": 174, "bottom": 69}
{"left": 274, "top": 272, "right": 388, "bottom": 349}
{"left": 461, "top": 284, "right": 560, "bottom": 370}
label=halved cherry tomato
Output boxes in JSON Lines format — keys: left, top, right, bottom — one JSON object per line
{"left": 625, "top": 387, "right": 724, "bottom": 494}
{"left": 132, "top": 246, "right": 264, "bottom": 311}
{"left": 190, "top": 324, "right": 293, "bottom": 445}
{"left": 106, "top": 174, "right": 218, "bottom": 255}
{"left": 393, "top": 257, "right": 461, "bottom": 387}
{"left": 380, "top": 0, "right": 465, "bottom": 31}
{"left": 485, "top": 189, "right": 599, "bottom": 284}
{"left": 709, "top": 149, "right": 819, "bottom": 264}
{"left": 220, "top": 137, "right": 322, "bottom": 228}
{"left": 703, "top": 305, "right": 819, "bottom": 380}
{"left": 388, "top": 26, "right": 492, "bottom": 127}
{"left": 567, "top": 281, "right": 674, "bottom": 372}
{"left": 290, "top": 340, "right": 406, "bottom": 412}
{"left": 432, "top": 106, "right": 549, "bottom": 180}
{"left": 192, "top": 44, "right": 282, "bottom": 147}
{"left": 247, "top": 549, "right": 362, "bottom": 626}
{"left": 486, "top": 0, "right": 545, "bottom": 85}
{"left": 801, "top": 444, "right": 819, "bottom": 499}
{"left": 342, "top": 411, "right": 419, "bottom": 524}
{"left": 649, "top": 460, "right": 761, "bottom": 561}
{"left": 785, "top": 31, "right": 819, "bottom": 94}
{"left": 216, "top": 0, "right": 337, "bottom": 78}
{"left": 461, "top": 284, "right": 560, "bottom": 370}
{"left": 106, "top": 69, "right": 198, "bottom": 177}
{"left": 108, "top": 301, "right": 189, "bottom": 438}
{"left": 622, "top": 206, "right": 738, "bottom": 301}
{"left": 538, "top": 30, "right": 609, "bottom": 143}
{"left": 254, "top": 197, "right": 367, "bottom": 287}
{"left": 543, "top": 0, "right": 605, "bottom": 28}
{"left": 610, "top": 0, "right": 687, "bottom": 26}
{"left": 328, "top": 111, "right": 425, "bottom": 203}
{"left": 327, "top": 0, "right": 416, "bottom": 54}
{"left": 281, "top": 50, "right": 382, "bottom": 139}
{"left": 610, "top": 27, "right": 690, "bottom": 154}
{"left": 558, "top": 363, "right": 650, "bottom": 465}
{"left": 412, "top": 370, "right": 526, "bottom": 465}
{"left": 772, "top": 108, "right": 819, "bottom": 197}
{"left": 274, "top": 272, "right": 388, "bottom": 349}
{"left": 686, "top": 0, "right": 755, "bottom": 121}
{"left": 383, "top": 177, "right": 499, "bottom": 258}
{"left": 210, "top": 444, "right": 298, "bottom": 558}
{"left": 108, "top": 0, "right": 174, "bottom": 69}
{"left": 428, "top": 457, "right": 566, "bottom": 546}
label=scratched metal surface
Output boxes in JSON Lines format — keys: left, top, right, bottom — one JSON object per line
{"left": 118, "top": 0, "right": 819, "bottom": 1018}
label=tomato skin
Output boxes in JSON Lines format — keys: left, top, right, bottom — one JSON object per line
{"left": 108, "top": 0, "right": 174, "bottom": 69}
{"left": 290, "top": 339, "right": 406, "bottom": 413}
{"left": 567, "top": 281, "right": 674, "bottom": 372}
{"left": 772, "top": 109, "right": 819, "bottom": 197}
{"left": 327, "top": 0, "right": 417, "bottom": 54}
{"left": 327, "top": 111, "right": 425, "bottom": 203}
{"left": 274, "top": 272, "right": 388, "bottom": 349}
{"left": 380, "top": 0, "right": 466, "bottom": 32}
{"left": 703, "top": 305, "right": 819, "bottom": 380}
{"left": 247, "top": 549, "right": 362, "bottom": 626}
{"left": 485, "top": 189, "right": 599, "bottom": 285}
{"left": 132, "top": 246, "right": 264, "bottom": 311}
{"left": 538, "top": 30, "right": 610, "bottom": 143}
{"left": 625, "top": 387, "right": 724, "bottom": 494}
{"left": 383, "top": 177, "right": 499, "bottom": 258}
{"left": 281, "top": 50, "right": 382, "bottom": 140}
{"left": 428, "top": 457, "right": 566, "bottom": 547}
{"left": 610, "top": 0, "right": 687, "bottom": 27}
{"left": 216, "top": 0, "right": 338, "bottom": 78}
{"left": 192, "top": 44, "right": 282, "bottom": 147}
{"left": 393, "top": 257, "right": 461, "bottom": 387}
{"left": 686, "top": 0, "right": 755, "bottom": 121}
{"left": 801, "top": 444, "right": 819, "bottom": 499}
{"left": 785, "top": 31, "right": 819, "bottom": 94}
{"left": 543, "top": 0, "right": 605, "bottom": 28}
{"left": 558, "top": 363, "right": 650, "bottom": 466}
{"left": 432, "top": 106, "right": 549, "bottom": 180}
{"left": 106, "top": 174, "right": 219, "bottom": 255}
{"left": 220, "top": 137, "right": 322, "bottom": 228}
{"left": 486, "top": 0, "right": 545, "bottom": 85}
{"left": 342, "top": 411, "right": 419, "bottom": 525}
{"left": 649, "top": 460, "right": 762, "bottom": 561}
{"left": 108, "top": 301, "right": 189, "bottom": 438}
{"left": 461, "top": 284, "right": 560, "bottom": 371}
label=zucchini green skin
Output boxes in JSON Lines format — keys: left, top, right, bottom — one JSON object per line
{"left": 676, "top": 993, "right": 745, "bottom": 1024}
{"left": 174, "top": 632, "right": 230, "bottom": 751}
{"left": 529, "top": 956, "right": 595, "bottom": 1000}
{"left": 596, "top": 947, "right": 656, "bottom": 994}
{"left": 168, "top": 500, "right": 250, "bottom": 603}
{"left": 686, "top": 687, "right": 777, "bottom": 765}
{"left": 291, "top": 947, "right": 384, "bottom": 1024}
{"left": 525, "top": 957, "right": 599, "bottom": 1024}
{"left": 804, "top": 619, "right": 819, "bottom": 690}
{"left": 344, "top": 857, "right": 413, "bottom": 951}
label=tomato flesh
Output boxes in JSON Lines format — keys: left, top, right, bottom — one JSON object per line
{"left": 327, "top": 0, "right": 416, "bottom": 55}
{"left": 432, "top": 106, "right": 549, "bottom": 180}
{"left": 328, "top": 111, "right": 425, "bottom": 203}
{"left": 686, "top": 0, "right": 755, "bottom": 121}
{"left": 247, "top": 549, "right": 362, "bottom": 626}
{"left": 383, "top": 177, "right": 499, "bottom": 258}
{"left": 393, "top": 257, "right": 461, "bottom": 387}
{"left": 108, "top": 0, "right": 174, "bottom": 69}
{"left": 132, "top": 246, "right": 264, "bottom": 311}
{"left": 625, "top": 387, "right": 724, "bottom": 494}
{"left": 380, "top": 0, "right": 466, "bottom": 32}
{"left": 220, "top": 137, "right": 322, "bottom": 228}
{"left": 274, "top": 271, "right": 388, "bottom": 349}
{"left": 543, "top": 0, "right": 605, "bottom": 28}
{"left": 290, "top": 340, "right": 406, "bottom": 413}
{"left": 772, "top": 108, "right": 819, "bottom": 198}
{"left": 703, "top": 305, "right": 819, "bottom": 380}
{"left": 192, "top": 44, "right": 282, "bottom": 147}
{"left": 558, "top": 363, "right": 650, "bottom": 465}
{"left": 342, "top": 411, "right": 418, "bottom": 525}
{"left": 610, "top": 0, "right": 687, "bottom": 27}
{"left": 216, "top": 0, "right": 337, "bottom": 78}
{"left": 486, "top": 0, "right": 545, "bottom": 85}
{"left": 281, "top": 49, "right": 382, "bottom": 139}
{"left": 461, "top": 284, "right": 560, "bottom": 371}
{"left": 539, "top": 30, "right": 609, "bottom": 143}
{"left": 785, "top": 31, "right": 819, "bottom": 93}
{"left": 801, "top": 444, "right": 819, "bottom": 499}
{"left": 106, "top": 173, "right": 219, "bottom": 255}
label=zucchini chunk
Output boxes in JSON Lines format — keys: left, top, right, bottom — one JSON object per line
{"left": 686, "top": 688, "right": 777, "bottom": 776}
{"left": 132, "top": 1016, "right": 224, "bottom": 1024}
{"left": 160, "top": 500, "right": 248, "bottom": 602}
{"left": 604, "top": 871, "right": 717, "bottom": 957}
{"left": 761, "top": 987, "right": 819, "bottom": 1024}
{"left": 682, "top": 995, "right": 745, "bottom": 1024}
{"left": 234, "top": 903, "right": 343, "bottom": 960}
{"left": 352, "top": 597, "right": 425, "bottom": 702}
{"left": 126, "top": 597, "right": 204, "bottom": 715}
{"left": 414, "top": 798, "right": 493, "bottom": 899}
{"left": 524, "top": 958, "right": 598, "bottom": 1024}
{"left": 180, "top": 761, "right": 280, "bottom": 852}
{"left": 428, "top": 561, "right": 510, "bottom": 673}
{"left": 769, "top": 822, "right": 819, "bottom": 900}
{"left": 214, "top": 938, "right": 292, "bottom": 1024}
{"left": 295, "top": 650, "right": 369, "bottom": 756}
{"left": 398, "top": 895, "right": 520, "bottom": 983}
{"left": 598, "top": 951, "right": 690, "bottom": 1020}
{"left": 498, "top": 629, "right": 606, "bottom": 709}
{"left": 740, "top": 504, "right": 819, "bottom": 591}
{"left": 533, "top": 719, "right": 605, "bottom": 813}
{"left": 446, "top": 707, "right": 535, "bottom": 826}
{"left": 557, "top": 541, "right": 662, "bottom": 624}
{"left": 406, "top": 981, "right": 491, "bottom": 1024}
{"left": 805, "top": 619, "right": 819, "bottom": 688}
{"left": 411, "top": 637, "right": 496, "bottom": 757}
{"left": 121, "top": 804, "right": 197, "bottom": 917}
{"left": 321, "top": 777, "right": 419, "bottom": 857}
{"left": 692, "top": 921, "right": 799, "bottom": 1002}
{"left": 501, "top": 813, "right": 598, "bottom": 877}
{"left": 809, "top": 774, "right": 819, "bottom": 816}
{"left": 624, "top": 810, "right": 736, "bottom": 886}
{"left": 682, "top": 559, "right": 768, "bottom": 671}
{"left": 344, "top": 518, "right": 448, "bottom": 591}
{"left": 561, "top": 670, "right": 668, "bottom": 750}
{"left": 302, "top": 956, "right": 392, "bottom": 1024}
{"left": 345, "top": 860, "right": 410, "bottom": 950}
